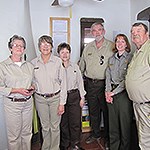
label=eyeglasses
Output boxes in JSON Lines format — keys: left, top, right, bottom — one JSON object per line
{"left": 40, "top": 43, "right": 51, "bottom": 47}
{"left": 99, "top": 55, "right": 104, "bottom": 65}
{"left": 13, "top": 43, "right": 24, "bottom": 49}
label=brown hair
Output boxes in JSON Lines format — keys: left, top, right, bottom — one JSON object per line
{"left": 57, "top": 42, "right": 71, "bottom": 54}
{"left": 131, "top": 22, "right": 148, "bottom": 33}
{"left": 113, "top": 34, "right": 131, "bottom": 52}
{"left": 38, "top": 35, "right": 53, "bottom": 49}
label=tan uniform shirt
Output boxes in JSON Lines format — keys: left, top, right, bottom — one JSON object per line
{"left": 79, "top": 38, "right": 114, "bottom": 79}
{"left": 126, "top": 40, "right": 150, "bottom": 103}
{"left": 31, "top": 54, "right": 67, "bottom": 105}
{"left": 0, "top": 57, "right": 34, "bottom": 98}
{"left": 65, "top": 62, "right": 86, "bottom": 99}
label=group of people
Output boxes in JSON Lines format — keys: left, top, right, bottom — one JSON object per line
{"left": 0, "top": 34, "right": 86, "bottom": 150}
{"left": 0, "top": 21, "right": 150, "bottom": 150}
{"left": 79, "top": 21, "right": 150, "bottom": 150}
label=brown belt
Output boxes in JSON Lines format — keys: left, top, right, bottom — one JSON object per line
{"left": 67, "top": 89, "right": 78, "bottom": 94}
{"left": 36, "top": 90, "right": 60, "bottom": 98}
{"left": 7, "top": 96, "right": 31, "bottom": 102}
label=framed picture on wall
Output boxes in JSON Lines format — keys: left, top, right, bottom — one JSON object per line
{"left": 50, "top": 17, "right": 70, "bottom": 55}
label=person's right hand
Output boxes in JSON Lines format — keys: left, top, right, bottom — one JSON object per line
{"left": 105, "top": 92, "right": 113, "bottom": 104}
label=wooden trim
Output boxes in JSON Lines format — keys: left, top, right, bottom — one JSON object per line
{"left": 50, "top": 17, "right": 70, "bottom": 44}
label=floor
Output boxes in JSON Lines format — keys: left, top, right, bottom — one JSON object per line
{"left": 31, "top": 120, "right": 140, "bottom": 150}
{"left": 31, "top": 132, "right": 106, "bottom": 150}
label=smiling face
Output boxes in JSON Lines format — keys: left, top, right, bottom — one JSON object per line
{"left": 39, "top": 41, "right": 52, "bottom": 55}
{"left": 115, "top": 36, "right": 127, "bottom": 52}
{"left": 91, "top": 24, "right": 105, "bottom": 42}
{"left": 131, "top": 24, "right": 149, "bottom": 48}
{"left": 10, "top": 39, "right": 25, "bottom": 57}
{"left": 59, "top": 48, "right": 70, "bottom": 62}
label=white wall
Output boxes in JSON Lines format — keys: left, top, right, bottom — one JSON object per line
{"left": 130, "top": 0, "right": 150, "bottom": 24}
{"left": 30, "top": 0, "right": 131, "bottom": 62}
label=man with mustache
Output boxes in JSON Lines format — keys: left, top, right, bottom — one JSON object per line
{"left": 126, "top": 22, "right": 150, "bottom": 150}
{"left": 79, "top": 22, "right": 114, "bottom": 148}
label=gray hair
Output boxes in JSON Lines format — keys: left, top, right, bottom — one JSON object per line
{"left": 8, "top": 35, "right": 26, "bottom": 49}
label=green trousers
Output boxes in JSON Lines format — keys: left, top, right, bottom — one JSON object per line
{"left": 107, "top": 90, "right": 133, "bottom": 150}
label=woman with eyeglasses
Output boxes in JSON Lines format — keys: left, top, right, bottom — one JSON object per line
{"left": 0, "top": 35, "right": 35, "bottom": 150}
{"left": 31, "top": 35, "right": 67, "bottom": 150}
{"left": 105, "top": 34, "right": 133, "bottom": 150}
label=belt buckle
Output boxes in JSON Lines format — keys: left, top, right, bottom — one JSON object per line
{"left": 44, "top": 94, "right": 48, "bottom": 98}
{"left": 51, "top": 93, "right": 54, "bottom": 97}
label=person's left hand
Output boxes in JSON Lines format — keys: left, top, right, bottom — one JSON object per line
{"left": 58, "top": 104, "right": 64, "bottom": 115}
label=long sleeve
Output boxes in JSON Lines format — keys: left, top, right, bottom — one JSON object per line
{"left": 59, "top": 63, "right": 67, "bottom": 105}
{"left": 76, "top": 65, "right": 86, "bottom": 99}
{"left": 79, "top": 51, "right": 86, "bottom": 76}
{"left": 105, "top": 63, "right": 112, "bottom": 92}
{"left": 0, "top": 64, "right": 12, "bottom": 96}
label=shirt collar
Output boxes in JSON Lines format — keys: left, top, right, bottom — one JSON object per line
{"left": 114, "top": 51, "right": 129, "bottom": 59}
{"left": 5, "top": 56, "right": 26, "bottom": 65}
{"left": 91, "top": 38, "right": 107, "bottom": 49}
{"left": 138, "top": 39, "right": 150, "bottom": 53}
{"left": 37, "top": 54, "right": 55, "bottom": 63}
{"left": 64, "top": 61, "right": 73, "bottom": 68}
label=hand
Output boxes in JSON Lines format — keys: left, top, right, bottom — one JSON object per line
{"left": 27, "top": 85, "right": 35, "bottom": 93}
{"left": 58, "top": 105, "right": 65, "bottom": 115}
{"left": 80, "top": 99, "right": 85, "bottom": 108}
{"left": 11, "top": 88, "right": 32, "bottom": 96}
{"left": 105, "top": 92, "right": 113, "bottom": 104}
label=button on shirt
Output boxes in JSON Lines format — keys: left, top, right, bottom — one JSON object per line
{"left": 105, "top": 51, "right": 132, "bottom": 95}
{"left": 31, "top": 54, "right": 67, "bottom": 105}
{"left": 126, "top": 40, "right": 150, "bottom": 103}
{"left": 79, "top": 38, "right": 114, "bottom": 80}
{"left": 65, "top": 62, "right": 86, "bottom": 99}
{"left": 0, "top": 57, "right": 34, "bottom": 98}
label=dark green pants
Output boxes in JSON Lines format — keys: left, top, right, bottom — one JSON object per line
{"left": 107, "top": 90, "right": 133, "bottom": 150}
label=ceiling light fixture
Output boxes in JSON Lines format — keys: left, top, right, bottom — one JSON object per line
{"left": 58, "top": 0, "right": 74, "bottom": 7}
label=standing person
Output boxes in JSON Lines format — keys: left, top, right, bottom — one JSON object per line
{"left": 31, "top": 35, "right": 67, "bottom": 150}
{"left": 0, "top": 35, "right": 34, "bottom": 150}
{"left": 105, "top": 34, "right": 133, "bottom": 150}
{"left": 79, "top": 22, "right": 114, "bottom": 145}
{"left": 57, "top": 43, "right": 86, "bottom": 150}
{"left": 126, "top": 22, "right": 150, "bottom": 150}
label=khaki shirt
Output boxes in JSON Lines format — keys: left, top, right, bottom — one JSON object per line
{"left": 79, "top": 38, "right": 114, "bottom": 80}
{"left": 0, "top": 57, "right": 34, "bottom": 98}
{"left": 31, "top": 54, "right": 67, "bottom": 105}
{"left": 105, "top": 51, "right": 132, "bottom": 95}
{"left": 65, "top": 62, "right": 86, "bottom": 99}
{"left": 126, "top": 40, "right": 150, "bottom": 103}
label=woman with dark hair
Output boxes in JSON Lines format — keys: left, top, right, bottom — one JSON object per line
{"left": 0, "top": 35, "right": 34, "bottom": 150}
{"left": 105, "top": 34, "right": 133, "bottom": 150}
{"left": 57, "top": 42, "right": 86, "bottom": 150}
{"left": 31, "top": 35, "right": 67, "bottom": 150}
